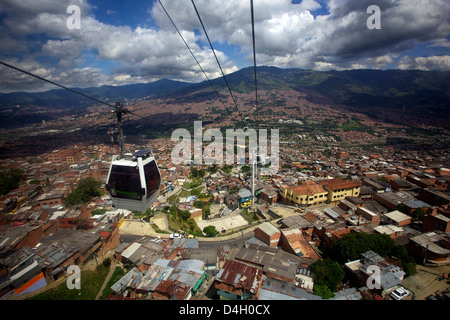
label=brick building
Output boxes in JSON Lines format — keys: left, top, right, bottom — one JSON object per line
{"left": 418, "top": 189, "right": 449, "bottom": 208}
{"left": 384, "top": 210, "right": 412, "bottom": 227}
{"left": 407, "top": 232, "right": 450, "bottom": 263}
{"left": 253, "top": 222, "right": 281, "bottom": 247}
{"left": 423, "top": 214, "right": 450, "bottom": 233}
{"left": 279, "top": 228, "right": 320, "bottom": 260}
{"left": 34, "top": 190, "right": 65, "bottom": 210}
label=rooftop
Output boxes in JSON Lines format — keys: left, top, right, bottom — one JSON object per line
{"left": 281, "top": 228, "right": 321, "bottom": 260}
{"left": 259, "top": 275, "right": 322, "bottom": 300}
{"left": 385, "top": 210, "right": 412, "bottom": 222}
{"left": 215, "top": 259, "right": 263, "bottom": 294}
{"left": 280, "top": 215, "right": 313, "bottom": 229}
{"left": 318, "top": 178, "right": 361, "bottom": 191}
{"left": 235, "top": 243, "right": 305, "bottom": 280}
{"left": 409, "top": 232, "right": 450, "bottom": 255}
{"left": 285, "top": 183, "right": 327, "bottom": 195}
{"left": 40, "top": 228, "right": 101, "bottom": 254}
{"left": 257, "top": 222, "right": 280, "bottom": 237}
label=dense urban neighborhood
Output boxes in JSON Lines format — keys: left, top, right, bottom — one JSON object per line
{"left": 0, "top": 133, "right": 449, "bottom": 302}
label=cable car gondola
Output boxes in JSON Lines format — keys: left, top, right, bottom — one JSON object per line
{"left": 105, "top": 102, "right": 161, "bottom": 212}
{"left": 106, "top": 149, "right": 161, "bottom": 212}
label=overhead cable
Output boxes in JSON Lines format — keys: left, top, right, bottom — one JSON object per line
{"left": 191, "top": 0, "right": 245, "bottom": 123}
{"left": 0, "top": 60, "right": 144, "bottom": 119}
{"left": 157, "top": 0, "right": 234, "bottom": 118}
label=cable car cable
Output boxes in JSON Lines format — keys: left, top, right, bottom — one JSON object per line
{"left": 157, "top": 0, "right": 234, "bottom": 119}
{"left": 191, "top": 0, "right": 246, "bottom": 124}
{"left": 0, "top": 60, "right": 116, "bottom": 109}
{"left": 250, "top": 0, "right": 259, "bottom": 124}
{"left": 240, "top": 0, "right": 259, "bottom": 124}
{"left": 0, "top": 60, "right": 146, "bottom": 119}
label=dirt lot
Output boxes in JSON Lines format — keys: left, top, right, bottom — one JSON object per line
{"left": 401, "top": 264, "right": 450, "bottom": 300}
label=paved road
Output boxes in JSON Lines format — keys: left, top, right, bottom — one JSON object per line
{"left": 120, "top": 226, "right": 254, "bottom": 249}
{"left": 198, "top": 232, "right": 254, "bottom": 250}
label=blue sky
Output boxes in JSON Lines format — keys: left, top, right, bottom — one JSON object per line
{"left": 0, "top": 0, "right": 449, "bottom": 92}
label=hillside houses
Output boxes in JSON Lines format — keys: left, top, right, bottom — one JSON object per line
{"left": 0, "top": 136, "right": 449, "bottom": 301}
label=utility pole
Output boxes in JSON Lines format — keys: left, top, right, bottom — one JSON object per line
{"left": 251, "top": 147, "right": 258, "bottom": 207}
{"left": 423, "top": 244, "right": 429, "bottom": 265}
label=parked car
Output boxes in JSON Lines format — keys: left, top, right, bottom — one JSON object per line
{"left": 390, "top": 287, "right": 410, "bottom": 300}
{"left": 170, "top": 233, "right": 182, "bottom": 239}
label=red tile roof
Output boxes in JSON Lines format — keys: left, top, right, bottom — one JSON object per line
{"left": 318, "top": 178, "right": 361, "bottom": 191}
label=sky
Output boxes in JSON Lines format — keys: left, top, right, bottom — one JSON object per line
{"left": 0, "top": 0, "right": 449, "bottom": 92}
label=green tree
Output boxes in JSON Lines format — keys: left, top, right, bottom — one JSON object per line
{"left": 330, "top": 232, "right": 396, "bottom": 264}
{"left": 167, "top": 195, "right": 179, "bottom": 205}
{"left": 193, "top": 200, "right": 205, "bottom": 209}
{"left": 203, "top": 206, "right": 210, "bottom": 220}
{"left": 198, "top": 169, "right": 207, "bottom": 178}
{"left": 0, "top": 168, "right": 24, "bottom": 195}
{"left": 203, "top": 225, "right": 219, "bottom": 237}
{"left": 64, "top": 177, "right": 102, "bottom": 207}
{"left": 102, "top": 257, "right": 111, "bottom": 267}
{"left": 190, "top": 167, "right": 199, "bottom": 178}
{"left": 412, "top": 208, "right": 426, "bottom": 221}
{"left": 179, "top": 210, "right": 191, "bottom": 221}
{"left": 208, "top": 164, "right": 218, "bottom": 174}
{"left": 330, "top": 231, "right": 416, "bottom": 277}
{"left": 313, "top": 284, "right": 335, "bottom": 300}
{"left": 169, "top": 205, "right": 178, "bottom": 216}
{"left": 310, "top": 258, "right": 344, "bottom": 293}
{"left": 222, "top": 165, "right": 232, "bottom": 174}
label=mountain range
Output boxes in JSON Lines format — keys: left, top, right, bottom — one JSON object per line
{"left": 170, "top": 66, "right": 450, "bottom": 112}
{"left": 1, "top": 66, "right": 449, "bottom": 128}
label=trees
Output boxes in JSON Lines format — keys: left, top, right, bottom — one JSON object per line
{"left": 203, "top": 225, "right": 219, "bottom": 237}
{"left": 310, "top": 258, "right": 344, "bottom": 297}
{"left": 330, "top": 232, "right": 396, "bottom": 264}
{"left": 0, "top": 168, "right": 24, "bottom": 195}
{"left": 190, "top": 167, "right": 206, "bottom": 179}
{"left": 179, "top": 210, "right": 191, "bottom": 221}
{"left": 330, "top": 231, "right": 416, "bottom": 277}
{"left": 64, "top": 177, "right": 102, "bottom": 207}
{"left": 208, "top": 164, "right": 218, "bottom": 174}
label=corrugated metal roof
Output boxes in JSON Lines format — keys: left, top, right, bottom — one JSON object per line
{"left": 215, "top": 259, "right": 263, "bottom": 293}
{"left": 403, "top": 200, "right": 431, "bottom": 208}
{"left": 121, "top": 242, "right": 142, "bottom": 259}
{"left": 133, "top": 259, "right": 205, "bottom": 293}
{"left": 260, "top": 276, "right": 322, "bottom": 300}
{"left": 331, "top": 287, "right": 362, "bottom": 300}
{"left": 110, "top": 267, "right": 141, "bottom": 293}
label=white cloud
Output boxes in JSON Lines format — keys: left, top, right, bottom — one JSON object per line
{"left": 398, "top": 55, "right": 450, "bottom": 71}
{"left": 0, "top": 0, "right": 449, "bottom": 92}
{"left": 364, "top": 55, "right": 396, "bottom": 69}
